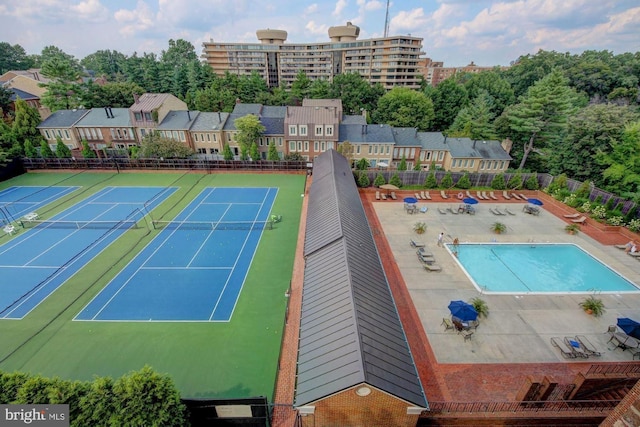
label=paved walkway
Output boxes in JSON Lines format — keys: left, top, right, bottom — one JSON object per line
{"left": 365, "top": 190, "right": 640, "bottom": 402}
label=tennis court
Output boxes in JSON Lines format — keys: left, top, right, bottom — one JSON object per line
{"left": 0, "top": 186, "right": 78, "bottom": 225}
{"left": 0, "top": 186, "right": 176, "bottom": 319}
{"left": 76, "top": 187, "right": 278, "bottom": 322}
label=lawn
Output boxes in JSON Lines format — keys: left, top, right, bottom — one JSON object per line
{"left": 0, "top": 170, "right": 305, "bottom": 400}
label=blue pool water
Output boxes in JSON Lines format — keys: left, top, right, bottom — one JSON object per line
{"left": 447, "top": 243, "right": 639, "bottom": 294}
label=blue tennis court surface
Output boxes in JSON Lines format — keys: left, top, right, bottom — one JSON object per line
{"left": 0, "top": 187, "right": 176, "bottom": 319}
{"left": 76, "top": 187, "right": 277, "bottom": 322}
{"left": 0, "top": 186, "right": 78, "bottom": 225}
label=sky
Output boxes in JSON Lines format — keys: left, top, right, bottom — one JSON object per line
{"left": 1, "top": 0, "right": 639, "bottom": 67}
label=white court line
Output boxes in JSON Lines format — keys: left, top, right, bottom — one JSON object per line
{"left": 140, "top": 266, "right": 232, "bottom": 270}
{"left": 88, "top": 188, "right": 218, "bottom": 320}
{"left": 207, "top": 188, "right": 275, "bottom": 321}
{"left": 185, "top": 203, "right": 232, "bottom": 268}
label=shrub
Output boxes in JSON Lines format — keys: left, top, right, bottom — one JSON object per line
{"left": 413, "top": 158, "right": 422, "bottom": 171}
{"left": 456, "top": 173, "right": 471, "bottom": 189}
{"left": 491, "top": 173, "right": 506, "bottom": 190}
{"left": 356, "top": 158, "right": 369, "bottom": 170}
{"left": 413, "top": 221, "right": 427, "bottom": 234}
{"left": 524, "top": 173, "right": 539, "bottom": 190}
{"left": 604, "top": 196, "right": 616, "bottom": 211}
{"left": 574, "top": 180, "right": 591, "bottom": 199}
{"left": 357, "top": 171, "right": 370, "bottom": 187}
{"left": 579, "top": 296, "right": 605, "bottom": 317}
{"left": 628, "top": 218, "right": 640, "bottom": 232}
{"left": 507, "top": 173, "right": 522, "bottom": 189}
{"left": 469, "top": 297, "right": 489, "bottom": 318}
{"left": 389, "top": 173, "right": 402, "bottom": 187}
{"left": 607, "top": 216, "right": 624, "bottom": 226}
{"left": 424, "top": 171, "right": 437, "bottom": 188}
{"left": 591, "top": 205, "right": 606, "bottom": 219}
{"left": 398, "top": 156, "right": 407, "bottom": 171}
{"left": 374, "top": 173, "right": 386, "bottom": 187}
{"left": 581, "top": 201, "right": 592, "bottom": 213}
{"left": 546, "top": 173, "right": 568, "bottom": 194}
{"left": 440, "top": 171, "right": 453, "bottom": 189}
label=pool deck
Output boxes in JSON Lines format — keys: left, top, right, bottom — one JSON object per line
{"left": 365, "top": 192, "right": 640, "bottom": 402}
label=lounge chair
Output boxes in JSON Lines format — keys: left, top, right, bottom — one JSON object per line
{"left": 476, "top": 191, "right": 485, "bottom": 200}
{"left": 482, "top": 191, "right": 490, "bottom": 200}
{"left": 423, "top": 263, "right": 442, "bottom": 272}
{"left": 502, "top": 191, "right": 511, "bottom": 200}
{"left": 489, "top": 191, "right": 499, "bottom": 200}
{"left": 614, "top": 244, "right": 629, "bottom": 250}
{"left": 466, "top": 190, "right": 473, "bottom": 198}
{"left": 419, "top": 206, "right": 428, "bottom": 213}
{"left": 519, "top": 193, "right": 528, "bottom": 200}
{"left": 424, "top": 191, "right": 432, "bottom": 200}
{"left": 390, "top": 191, "right": 397, "bottom": 200}
{"left": 410, "top": 239, "right": 426, "bottom": 248}
{"left": 420, "top": 191, "right": 427, "bottom": 199}
{"left": 563, "top": 213, "right": 581, "bottom": 218}
{"left": 489, "top": 208, "right": 502, "bottom": 216}
{"left": 375, "top": 191, "right": 381, "bottom": 200}
{"left": 414, "top": 192, "right": 422, "bottom": 200}
{"left": 438, "top": 207, "right": 447, "bottom": 215}
{"left": 441, "top": 318, "right": 455, "bottom": 331}
{"left": 417, "top": 246, "right": 433, "bottom": 256}
{"left": 381, "top": 193, "right": 387, "bottom": 200}
{"left": 3, "top": 224, "right": 15, "bottom": 236}
{"left": 628, "top": 251, "right": 640, "bottom": 257}
{"left": 447, "top": 206, "right": 459, "bottom": 215}
{"left": 511, "top": 193, "right": 521, "bottom": 200}
{"left": 550, "top": 337, "right": 577, "bottom": 359}
{"left": 564, "top": 337, "right": 589, "bottom": 358}
{"left": 504, "top": 207, "right": 516, "bottom": 215}
{"left": 571, "top": 216, "right": 587, "bottom": 224}
{"left": 575, "top": 335, "right": 601, "bottom": 357}
{"left": 440, "top": 190, "right": 449, "bottom": 199}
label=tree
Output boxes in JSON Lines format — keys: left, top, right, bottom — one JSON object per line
{"left": 24, "top": 139, "right": 37, "bottom": 157}
{"left": 234, "top": 115, "right": 265, "bottom": 160}
{"left": 357, "top": 171, "right": 370, "bottom": 187}
{"left": 428, "top": 78, "right": 468, "bottom": 131}
{"left": 356, "top": 158, "right": 369, "bottom": 170}
{"left": 40, "top": 140, "right": 54, "bottom": 158}
{"left": 448, "top": 90, "right": 496, "bottom": 140}
{"left": 424, "top": 171, "right": 437, "bottom": 188}
{"left": 82, "top": 139, "right": 96, "bottom": 158}
{"left": 456, "top": 173, "right": 471, "bottom": 189}
{"left": 462, "top": 69, "right": 515, "bottom": 118}
{"left": 267, "top": 141, "right": 280, "bottom": 160}
{"left": 398, "top": 155, "right": 407, "bottom": 171}
{"left": 336, "top": 141, "right": 354, "bottom": 166}
{"left": 290, "top": 70, "right": 312, "bottom": 103}
{"left": 80, "top": 49, "right": 127, "bottom": 79}
{"left": 440, "top": 171, "right": 453, "bottom": 188}
{"left": 0, "top": 85, "right": 12, "bottom": 115}
{"left": 250, "top": 142, "right": 260, "bottom": 160}
{"left": 547, "top": 104, "right": 640, "bottom": 184}
{"left": 328, "top": 73, "right": 383, "bottom": 115}
{"left": 111, "top": 366, "right": 187, "bottom": 427}
{"left": 524, "top": 173, "right": 540, "bottom": 190}
{"left": 0, "top": 42, "right": 33, "bottom": 74}
{"left": 599, "top": 121, "right": 640, "bottom": 198}
{"left": 139, "top": 132, "right": 194, "bottom": 158}
{"left": 373, "top": 87, "right": 434, "bottom": 131}
{"left": 55, "top": 137, "right": 72, "bottom": 158}
{"left": 491, "top": 173, "right": 507, "bottom": 190}
{"left": 413, "top": 158, "right": 422, "bottom": 171}
{"left": 12, "top": 98, "right": 42, "bottom": 149}
{"left": 389, "top": 173, "right": 402, "bottom": 187}
{"left": 507, "top": 172, "right": 522, "bottom": 189}
{"left": 222, "top": 143, "right": 234, "bottom": 160}
{"left": 374, "top": 173, "right": 386, "bottom": 187}
{"left": 506, "top": 69, "right": 580, "bottom": 169}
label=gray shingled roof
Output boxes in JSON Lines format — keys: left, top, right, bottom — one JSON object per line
{"left": 75, "top": 108, "right": 132, "bottom": 127}
{"left": 231, "top": 103, "right": 262, "bottom": 115}
{"left": 157, "top": 110, "right": 199, "bottom": 130}
{"left": 417, "top": 132, "right": 446, "bottom": 150}
{"left": 341, "top": 114, "right": 367, "bottom": 125}
{"left": 190, "top": 112, "right": 229, "bottom": 131}
{"left": 446, "top": 137, "right": 512, "bottom": 161}
{"left": 295, "top": 149, "right": 427, "bottom": 408}
{"left": 392, "top": 127, "right": 422, "bottom": 147}
{"left": 37, "top": 109, "right": 90, "bottom": 128}
{"left": 338, "top": 123, "right": 395, "bottom": 144}
{"left": 260, "top": 117, "right": 284, "bottom": 135}
{"left": 8, "top": 88, "right": 38, "bottom": 101}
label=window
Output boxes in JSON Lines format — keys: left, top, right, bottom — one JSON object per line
{"left": 493, "top": 161, "right": 498, "bottom": 169}
{"left": 426, "top": 151, "right": 431, "bottom": 160}
{"left": 300, "top": 125, "right": 307, "bottom": 136}
{"left": 356, "top": 146, "right": 360, "bottom": 154}
{"left": 326, "top": 126, "right": 333, "bottom": 136}
{"left": 480, "top": 160, "right": 484, "bottom": 170}
{"left": 438, "top": 151, "right": 444, "bottom": 161}
{"left": 141, "top": 129, "right": 146, "bottom": 137}
{"left": 297, "top": 141, "right": 302, "bottom": 151}
{"left": 368, "top": 146, "right": 372, "bottom": 154}
{"left": 209, "top": 134, "right": 213, "bottom": 142}
{"left": 289, "top": 141, "right": 296, "bottom": 151}
{"left": 134, "top": 112, "right": 142, "bottom": 121}
{"left": 314, "top": 141, "right": 319, "bottom": 151}
{"left": 144, "top": 112, "right": 152, "bottom": 121}
{"left": 90, "top": 128, "right": 97, "bottom": 139}
{"left": 278, "top": 138, "right": 282, "bottom": 146}
{"left": 463, "top": 159, "right": 468, "bottom": 167}
{"left": 374, "top": 145, "right": 378, "bottom": 154}
{"left": 173, "top": 131, "right": 179, "bottom": 140}
{"left": 194, "top": 134, "right": 199, "bottom": 142}
{"left": 469, "top": 159, "right": 474, "bottom": 168}
{"left": 289, "top": 125, "right": 297, "bottom": 135}
{"left": 315, "top": 126, "right": 323, "bottom": 136}
{"left": 179, "top": 131, "right": 185, "bottom": 141}
{"left": 327, "top": 141, "right": 333, "bottom": 150}
{"left": 304, "top": 141, "right": 309, "bottom": 151}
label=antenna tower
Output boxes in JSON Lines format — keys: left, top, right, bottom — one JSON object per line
{"left": 383, "top": 0, "right": 390, "bottom": 37}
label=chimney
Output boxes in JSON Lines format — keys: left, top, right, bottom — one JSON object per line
{"left": 108, "top": 107, "right": 114, "bottom": 118}
{"left": 236, "top": 98, "right": 241, "bottom": 104}
{"left": 187, "top": 110, "right": 191, "bottom": 121}
{"left": 218, "top": 112, "right": 221, "bottom": 122}
{"left": 473, "top": 140, "right": 476, "bottom": 148}
{"left": 443, "top": 135, "right": 447, "bottom": 144}
{"left": 361, "top": 125, "right": 364, "bottom": 135}
{"left": 133, "top": 93, "right": 139, "bottom": 104}
{"left": 104, "top": 107, "right": 110, "bottom": 118}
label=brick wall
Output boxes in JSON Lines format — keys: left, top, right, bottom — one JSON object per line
{"left": 600, "top": 380, "right": 640, "bottom": 427}
{"left": 299, "top": 385, "right": 422, "bottom": 427}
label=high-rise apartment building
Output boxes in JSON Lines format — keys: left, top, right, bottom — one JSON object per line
{"left": 201, "top": 22, "right": 424, "bottom": 90}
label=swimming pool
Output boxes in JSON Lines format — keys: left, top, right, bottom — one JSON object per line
{"left": 446, "top": 243, "right": 640, "bottom": 294}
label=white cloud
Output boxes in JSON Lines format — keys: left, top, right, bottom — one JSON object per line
{"left": 70, "top": 0, "right": 109, "bottom": 22}
{"left": 114, "top": 1, "right": 156, "bottom": 37}
{"left": 389, "top": 8, "right": 428, "bottom": 33}
{"left": 305, "top": 20, "right": 329, "bottom": 36}
{"left": 333, "top": 0, "right": 348, "bottom": 17}
{"left": 304, "top": 4, "right": 318, "bottom": 15}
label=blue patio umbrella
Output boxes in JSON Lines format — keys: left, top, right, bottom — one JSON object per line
{"left": 448, "top": 300, "right": 478, "bottom": 322}
{"left": 617, "top": 317, "right": 640, "bottom": 340}
{"left": 463, "top": 198, "right": 478, "bottom": 205}
{"left": 527, "top": 198, "right": 544, "bottom": 206}
{"left": 403, "top": 197, "right": 418, "bottom": 204}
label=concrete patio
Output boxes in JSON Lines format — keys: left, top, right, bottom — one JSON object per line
{"left": 373, "top": 200, "right": 640, "bottom": 365}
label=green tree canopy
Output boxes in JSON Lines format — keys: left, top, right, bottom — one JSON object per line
{"left": 373, "top": 87, "right": 434, "bottom": 131}
{"left": 55, "top": 137, "right": 72, "bottom": 158}
{"left": 599, "top": 121, "right": 640, "bottom": 199}
{"left": 428, "top": 78, "right": 468, "bottom": 131}
{"left": 0, "top": 42, "right": 33, "bottom": 74}
{"left": 139, "top": 132, "right": 194, "bottom": 158}
{"left": 234, "top": 115, "right": 266, "bottom": 157}
{"left": 267, "top": 141, "right": 279, "bottom": 160}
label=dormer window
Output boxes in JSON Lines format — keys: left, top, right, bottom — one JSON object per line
{"left": 144, "top": 112, "right": 152, "bottom": 121}
{"left": 134, "top": 112, "right": 142, "bottom": 121}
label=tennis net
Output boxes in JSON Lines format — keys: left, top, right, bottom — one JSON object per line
{"left": 152, "top": 220, "right": 272, "bottom": 231}
{"left": 21, "top": 219, "right": 139, "bottom": 230}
